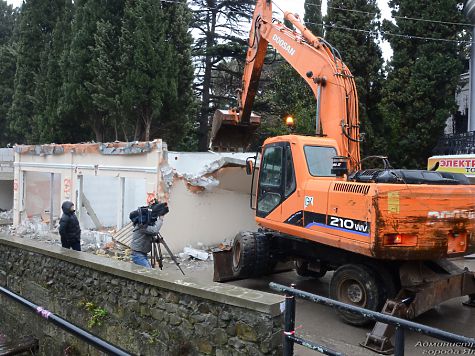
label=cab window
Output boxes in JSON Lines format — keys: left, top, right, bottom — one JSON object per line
{"left": 284, "top": 145, "right": 295, "bottom": 197}
{"left": 260, "top": 146, "right": 283, "bottom": 187}
{"left": 257, "top": 146, "right": 283, "bottom": 215}
{"left": 304, "top": 146, "right": 337, "bottom": 177}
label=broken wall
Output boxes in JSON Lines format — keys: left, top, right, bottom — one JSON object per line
{"left": 162, "top": 152, "right": 258, "bottom": 252}
{"left": 13, "top": 142, "right": 165, "bottom": 229}
{"left": 13, "top": 142, "right": 259, "bottom": 252}
{"left": 162, "top": 168, "right": 258, "bottom": 252}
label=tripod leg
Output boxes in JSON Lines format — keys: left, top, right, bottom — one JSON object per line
{"left": 150, "top": 242, "right": 156, "bottom": 268}
{"left": 157, "top": 234, "right": 185, "bottom": 275}
{"left": 157, "top": 241, "right": 164, "bottom": 270}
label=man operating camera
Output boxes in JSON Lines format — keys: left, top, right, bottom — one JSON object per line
{"left": 130, "top": 199, "right": 169, "bottom": 268}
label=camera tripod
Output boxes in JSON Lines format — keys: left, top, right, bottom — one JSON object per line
{"left": 150, "top": 232, "right": 185, "bottom": 275}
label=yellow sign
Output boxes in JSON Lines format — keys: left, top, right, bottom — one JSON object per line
{"left": 427, "top": 156, "right": 475, "bottom": 176}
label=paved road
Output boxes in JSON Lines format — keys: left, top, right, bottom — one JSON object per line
{"left": 225, "top": 258, "right": 475, "bottom": 356}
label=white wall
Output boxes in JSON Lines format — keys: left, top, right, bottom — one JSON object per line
{"left": 123, "top": 177, "right": 147, "bottom": 225}
{"left": 24, "top": 172, "right": 61, "bottom": 218}
{"left": 161, "top": 167, "right": 258, "bottom": 253}
{"left": 80, "top": 176, "right": 148, "bottom": 229}
{"left": 80, "top": 176, "right": 119, "bottom": 229}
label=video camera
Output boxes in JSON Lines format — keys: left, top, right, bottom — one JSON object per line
{"left": 129, "top": 201, "right": 169, "bottom": 226}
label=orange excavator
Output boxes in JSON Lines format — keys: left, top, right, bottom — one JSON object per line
{"left": 212, "top": 0, "right": 475, "bottom": 352}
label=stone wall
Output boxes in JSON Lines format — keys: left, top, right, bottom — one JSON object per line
{"left": 0, "top": 236, "right": 284, "bottom": 355}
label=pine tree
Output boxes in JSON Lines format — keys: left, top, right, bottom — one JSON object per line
{"left": 190, "top": 0, "right": 254, "bottom": 151}
{"left": 324, "top": 0, "right": 384, "bottom": 158}
{"left": 380, "top": 0, "right": 466, "bottom": 168}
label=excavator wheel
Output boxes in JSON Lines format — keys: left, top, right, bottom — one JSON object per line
{"left": 330, "top": 264, "right": 384, "bottom": 326}
{"left": 232, "top": 232, "right": 256, "bottom": 278}
{"left": 232, "top": 232, "right": 274, "bottom": 278}
{"left": 294, "top": 260, "right": 327, "bottom": 279}
{"left": 254, "top": 233, "right": 276, "bottom": 275}
{"left": 364, "top": 262, "right": 399, "bottom": 303}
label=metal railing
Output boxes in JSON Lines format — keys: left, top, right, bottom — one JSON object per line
{"left": 0, "top": 286, "right": 131, "bottom": 356}
{"left": 270, "top": 282, "right": 475, "bottom": 356}
{"left": 433, "top": 131, "right": 475, "bottom": 155}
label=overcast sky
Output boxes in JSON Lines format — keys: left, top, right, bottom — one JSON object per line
{"left": 6, "top": 0, "right": 393, "bottom": 60}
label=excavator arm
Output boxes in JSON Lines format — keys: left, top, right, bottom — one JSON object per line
{"left": 210, "top": 0, "right": 361, "bottom": 169}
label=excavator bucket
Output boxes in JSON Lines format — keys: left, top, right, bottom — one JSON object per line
{"left": 209, "top": 109, "right": 261, "bottom": 152}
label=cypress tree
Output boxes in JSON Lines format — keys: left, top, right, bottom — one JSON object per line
{"left": 380, "top": 0, "right": 467, "bottom": 168}
{"left": 304, "top": 0, "right": 323, "bottom": 36}
{"left": 0, "top": 0, "right": 17, "bottom": 146}
{"left": 324, "top": 0, "right": 384, "bottom": 158}
{"left": 0, "top": 0, "right": 16, "bottom": 45}
{"left": 119, "top": 0, "right": 172, "bottom": 142}
{"left": 8, "top": 0, "right": 64, "bottom": 143}
{"left": 86, "top": 19, "right": 121, "bottom": 141}
{"left": 160, "top": 1, "right": 196, "bottom": 150}
{"left": 63, "top": 0, "right": 124, "bottom": 142}
{"left": 37, "top": 0, "right": 76, "bottom": 143}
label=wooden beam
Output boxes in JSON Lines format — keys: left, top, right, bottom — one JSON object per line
{"left": 80, "top": 192, "right": 102, "bottom": 229}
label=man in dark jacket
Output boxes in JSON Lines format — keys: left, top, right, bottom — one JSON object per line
{"left": 59, "top": 201, "right": 81, "bottom": 251}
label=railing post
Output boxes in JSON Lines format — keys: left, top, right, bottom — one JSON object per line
{"left": 283, "top": 284, "right": 296, "bottom": 356}
{"left": 394, "top": 326, "right": 405, "bottom": 356}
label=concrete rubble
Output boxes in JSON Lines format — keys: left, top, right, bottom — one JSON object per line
{"left": 180, "top": 245, "right": 212, "bottom": 261}
{"left": 0, "top": 209, "right": 13, "bottom": 221}
{"left": 0, "top": 216, "right": 215, "bottom": 271}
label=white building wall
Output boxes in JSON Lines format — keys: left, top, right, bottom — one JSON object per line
{"left": 12, "top": 142, "right": 259, "bottom": 252}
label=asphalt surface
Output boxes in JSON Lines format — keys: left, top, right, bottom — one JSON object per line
{"left": 220, "top": 258, "right": 475, "bottom": 356}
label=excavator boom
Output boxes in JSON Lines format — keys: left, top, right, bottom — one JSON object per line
{"left": 210, "top": 0, "right": 361, "bottom": 170}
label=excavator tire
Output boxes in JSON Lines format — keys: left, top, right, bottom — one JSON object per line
{"left": 232, "top": 232, "right": 257, "bottom": 278}
{"left": 364, "top": 262, "right": 399, "bottom": 304}
{"left": 254, "top": 233, "right": 276, "bottom": 276}
{"left": 232, "top": 232, "right": 274, "bottom": 278}
{"left": 330, "top": 264, "right": 384, "bottom": 326}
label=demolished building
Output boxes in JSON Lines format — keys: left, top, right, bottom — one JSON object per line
{"left": 11, "top": 140, "right": 257, "bottom": 252}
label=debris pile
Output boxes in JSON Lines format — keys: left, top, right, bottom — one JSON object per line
{"left": 0, "top": 209, "right": 13, "bottom": 221}
{"left": 1, "top": 216, "right": 216, "bottom": 270}
{"left": 9, "top": 216, "right": 51, "bottom": 239}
